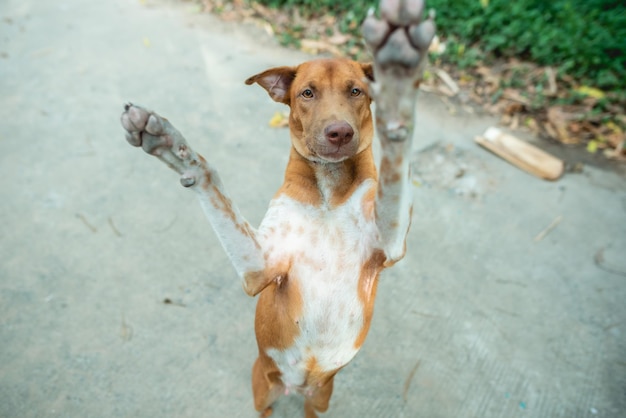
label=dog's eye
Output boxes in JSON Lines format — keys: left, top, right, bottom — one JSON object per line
{"left": 301, "top": 89, "right": 314, "bottom": 98}
{"left": 351, "top": 88, "right": 362, "bottom": 97}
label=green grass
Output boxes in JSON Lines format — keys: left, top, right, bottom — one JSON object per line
{"left": 255, "top": 0, "right": 626, "bottom": 93}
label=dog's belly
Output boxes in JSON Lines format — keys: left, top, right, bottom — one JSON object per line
{"left": 259, "top": 184, "right": 380, "bottom": 389}
{"left": 266, "top": 263, "right": 365, "bottom": 389}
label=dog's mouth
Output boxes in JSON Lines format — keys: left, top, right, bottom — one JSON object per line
{"left": 309, "top": 140, "right": 359, "bottom": 163}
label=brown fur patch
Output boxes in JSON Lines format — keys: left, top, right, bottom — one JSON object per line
{"left": 380, "top": 155, "right": 402, "bottom": 184}
{"left": 305, "top": 356, "right": 339, "bottom": 389}
{"left": 354, "top": 249, "right": 387, "bottom": 349}
{"left": 327, "top": 150, "right": 378, "bottom": 207}
{"left": 205, "top": 184, "right": 260, "bottom": 249}
{"left": 255, "top": 268, "right": 303, "bottom": 350}
{"left": 276, "top": 148, "right": 323, "bottom": 206}
{"left": 361, "top": 182, "right": 377, "bottom": 222}
{"left": 243, "top": 270, "right": 269, "bottom": 296}
{"left": 252, "top": 354, "right": 284, "bottom": 412}
{"left": 208, "top": 185, "right": 236, "bottom": 220}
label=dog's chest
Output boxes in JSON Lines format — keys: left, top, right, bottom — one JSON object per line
{"left": 258, "top": 181, "right": 380, "bottom": 386}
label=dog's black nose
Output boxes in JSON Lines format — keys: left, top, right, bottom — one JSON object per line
{"left": 324, "top": 121, "right": 354, "bottom": 146}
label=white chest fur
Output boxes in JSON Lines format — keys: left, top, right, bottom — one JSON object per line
{"left": 258, "top": 180, "right": 380, "bottom": 388}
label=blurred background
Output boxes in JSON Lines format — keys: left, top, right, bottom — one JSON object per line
{"left": 196, "top": 0, "right": 626, "bottom": 162}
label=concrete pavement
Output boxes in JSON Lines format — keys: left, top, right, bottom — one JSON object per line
{"left": 1, "top": 0, "right": 625, "bottom": 417}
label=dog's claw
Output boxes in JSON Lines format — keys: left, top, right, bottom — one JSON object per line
{"left": 180, "top": 175, "right": 196, "bottom": 187}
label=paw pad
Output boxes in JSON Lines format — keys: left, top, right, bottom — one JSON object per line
{"left": 362, "top": 0, "right": 435, "bottom": 70}
{"left": 145, "top": 114, "right": 164, "bottom": 136}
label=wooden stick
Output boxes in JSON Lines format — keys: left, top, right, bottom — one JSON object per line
{"left": 475, "top": 127, "right": 564, "bottom": 181}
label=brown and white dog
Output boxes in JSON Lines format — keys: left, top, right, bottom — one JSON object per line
{"left": 120, "top": 0, "right": 434, "bottom": 416}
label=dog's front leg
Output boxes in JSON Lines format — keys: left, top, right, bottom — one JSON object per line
{"left": 120, "top": 104, "right": 269, "bottom": 296}
{"left": 363, "top": 0, "right": 436, "bottom": 263}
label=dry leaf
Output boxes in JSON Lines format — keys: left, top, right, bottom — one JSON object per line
{"left": 268, "top": 111, "right": 289, "bottom": 128}
{"left": 510, "top": 114, "right": 520, "bottom": 130}
{"left": 263, "top": 22, "right": 274, "bottom": 36}
{"left": 502, "top": 88, "right": 530, "bottom": 106}
{"left": 435, "top": 69, "right": 460, "bottom": 96}
{"left": 428, "top": 35, "right": 446, "bottom": 54}
{"left": 605, "top": 121, "right": 623, "bottom": 135}
{"left": 524, "top": 117, "right": 540, "bottom": 135}
{"left": 300, "top": 39, "right": 342, "bottom": 56}
{"left": 328, "top": 33, "right": 349, "bottom": 45}
{"left": 545, "top": 67, "right": 557, "bottom": 96}
{"left": 458, "top": 73, "right": 475, "bottom": 86}
{"left": 606, "top": 131, "right": 625, "bottom": 149}
{"left": 438, "top": 84, "right": 456, "bottom": 97}
{"left": 575, "top": 86, "right": 605, "bottom": 99}
{"left": 547, "top": 106, "right": 577, "bottom": 144}
{"left": 504, "top": 101, "right": 524, "bottom": 115}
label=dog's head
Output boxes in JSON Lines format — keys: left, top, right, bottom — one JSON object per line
{"left": 246, "top": 59, "right": 374, "bottom": 163}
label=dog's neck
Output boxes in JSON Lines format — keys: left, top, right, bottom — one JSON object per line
{"left": 277, "top": 146, "right": 377, "bottom": 208}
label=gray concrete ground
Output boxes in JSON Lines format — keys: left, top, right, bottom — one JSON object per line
{"left": 1, "top": 0, "right": 625, "bottom": 417}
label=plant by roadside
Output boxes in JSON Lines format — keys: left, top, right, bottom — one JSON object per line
{"left": 428, "top": 0, "right": 626, "bottom": 159}
{"left": 191, "top": 0, "right": 626, "bottom": 160}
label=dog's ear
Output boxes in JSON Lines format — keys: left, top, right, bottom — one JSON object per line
{"left": 245, "top": 66, "right": 297, "bottom": 105}
{"left": 360, "top": 63, "right": 374, "bottom": 82}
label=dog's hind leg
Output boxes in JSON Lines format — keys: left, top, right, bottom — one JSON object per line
{"left": 303, "top": 376, "right": 335, "bottom": 418}
{"left": 252, "top": 355, "right": 284, "bottom": 417}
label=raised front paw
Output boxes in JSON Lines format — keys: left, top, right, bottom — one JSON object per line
{"left": 361, "top": 0, "right": 435, "bottom": 142}
{"left": 362, "top": 0, "right": 435, "bottom": 73}
{"left": 120, "top": 103, "right": 206, "bottom": 188}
